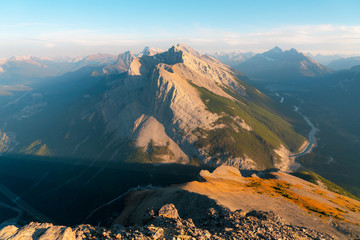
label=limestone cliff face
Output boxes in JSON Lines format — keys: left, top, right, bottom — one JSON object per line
{"left": 92, "top": 44, "right": 251, "bottom": 164}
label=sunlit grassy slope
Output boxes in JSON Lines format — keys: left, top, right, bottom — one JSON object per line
{"left": 191, "top": 77, "right": 306, "bottom": 169}
{"left": 291, "top": 170, "right": 360, "bottom": 201}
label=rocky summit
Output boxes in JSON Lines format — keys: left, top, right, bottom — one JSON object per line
{"left": 0, "top": 204, "right": 334, "bottom": 240}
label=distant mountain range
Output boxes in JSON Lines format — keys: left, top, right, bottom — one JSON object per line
{"left": 233, "top": 47, "right": 331, "bottom": 82}
{"left": 0, "top": 54, "right": 117, "bottom": 84}
{"left": 327, "top": 56, "right": 360, "bottom": 71}
{"left": 0, "top": 44, "right": 307, "bottom": 170}
{"left": 305, "top": 53, "right": 360, "bottom": 70}
{"left": 0, "top": 47, "right": 164, "bottom": 84}
{"left": 210, "top": 51, "right": 254, "bottom": 66}
{"left": 306, "top": 53, "right": 343, "bottom": 66}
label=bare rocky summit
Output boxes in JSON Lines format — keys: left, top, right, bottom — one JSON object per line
{"left": 0, "top": 204, "right": 334, "bottom": 240}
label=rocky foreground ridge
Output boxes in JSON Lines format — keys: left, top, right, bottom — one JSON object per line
{"left": 1, "top": 166, "right": 360, "bottom": 239}
{"left": 0, "top": 204, "right": 334, "bottom": 240}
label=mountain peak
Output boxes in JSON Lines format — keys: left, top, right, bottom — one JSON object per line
{"left": 83, "top": 53, "right": 116, "bottom": 62}
{"left": 288, "top": 48, "right": 300, "bottom": 54}
{"left": 159, "top": 43, "right": 202, "bottom": 65}
{"left": 139, "top": 46, "right": 163, "bottom": 57}
{"left": 172, "top": 43, "right": 201, "bottom": 58}
{"left": 269, "top": 46, "right": 283, "bottom": 53}
{"left": 122, "top": 50, "right": 135, "bottom": 57}
{"left": 102, "top": 51, "right": 136, "bottom": 74}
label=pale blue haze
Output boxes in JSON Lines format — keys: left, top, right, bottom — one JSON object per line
{"left": 1, "top": 0, "right": 360, "bottom": 57}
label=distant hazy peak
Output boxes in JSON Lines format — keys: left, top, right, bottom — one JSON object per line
{"left": 139, "top": 46, "right": 163, "bottom": 57}
{"left": 210, "top": 51, "right": 255, "bottom": 66}
{"left": 101, "top": 51, "right": 136, "bottom": 75}
{"left": 235, "top": 46, "right": 330, "bottom": 80}
{"left": 267, "top": 46, "right": 283, "bottom": 54}
{"left": 9, "top": 55, "right": 32, "bottom": 61}
{"left": 82, "top": 53, "right": 116, "bottom": 61}
{"left": 117, "top": 51, "right": 135, "bottom": 61}
{"left": 289, "top": 48, "right": 299, "bottom": 54}
{"left": 264, "top": 47, "right": 303, "bottom": 57}
{"left": 213, "top": 51, "right": 254, "bottom": 57}
{"left": 327, "top": 56, "right": 360, "bottom": 70}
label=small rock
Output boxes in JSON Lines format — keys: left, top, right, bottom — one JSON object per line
{"left": 207, "top": 207, "right": 219, "bottom": 218}
{"left": 158, "top": 204, "right": 180, "bottom": 220}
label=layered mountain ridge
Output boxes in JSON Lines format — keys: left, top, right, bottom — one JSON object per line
{"left": 0, "top": 44, "right": 307, "bottom": 170}
{"left": 0, "top": 53, "right": 119, "bottom": 86}
{"left": 234, "top": 47, "right": 331, "bottom": 81}
{"left": 327, "top": 56, "right": 360, "bottom": 71}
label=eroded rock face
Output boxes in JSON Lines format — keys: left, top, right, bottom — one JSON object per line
{"left": 0, "top": 222, "right": 75, "bottom": 240}
{"left": 0, "top": 204, "right": 335, "bottom": 240}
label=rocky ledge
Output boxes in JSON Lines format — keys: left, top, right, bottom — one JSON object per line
{"left": 0, "top": 204, "right": 333, "bottom": 240}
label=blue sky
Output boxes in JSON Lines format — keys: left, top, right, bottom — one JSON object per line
{"left": 1, "top": 0, "right": 360, "bottom": 57}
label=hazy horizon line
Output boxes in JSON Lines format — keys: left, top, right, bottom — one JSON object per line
{"left": 0, "top": 44, "right": 358, "bottom": 61}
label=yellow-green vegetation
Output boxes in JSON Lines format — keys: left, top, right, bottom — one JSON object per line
{"left": 244, "top": 177, "right": 354, "bottom": 221}
{"left": 20, "top": 140, "right": 52, "bottom": 156}
{"left": 291, "top": 170, "right": 360, "bottom": 201}
{"left": 272, "top": 183, "right": 294, "bottom": 199}
{"left": 195, "top": 170, "right": 360, "bottom": 223}
{"left": 191, "top": 82, "right": 306, "bottom": 169}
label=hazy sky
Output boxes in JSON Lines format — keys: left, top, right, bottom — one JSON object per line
{"left": 1, "top": 0, "right": 360, "bottom": 58}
